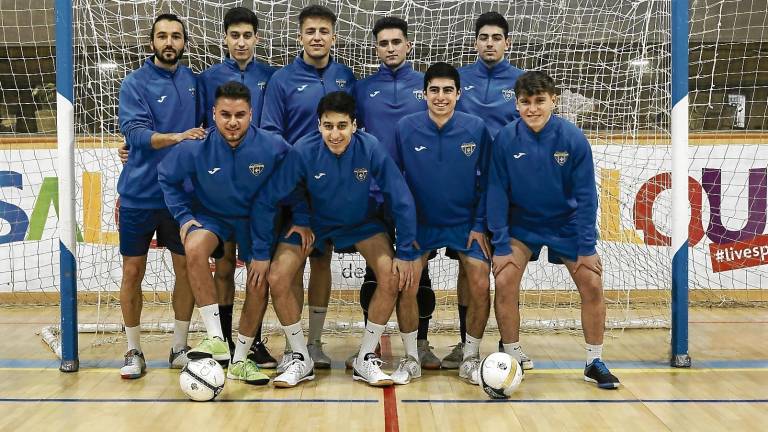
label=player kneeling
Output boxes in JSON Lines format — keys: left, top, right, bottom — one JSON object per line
{"left": 487, "top": 71, "right": 620, "bottom": 389}
{"left": 249, "top": 91, "right": 422, "bottom": 388}
{"left": 159, "top": 81, "right": 292, "bottom": 386}
{"left": 394, "top": 62, "right": 493, "bottom": 385}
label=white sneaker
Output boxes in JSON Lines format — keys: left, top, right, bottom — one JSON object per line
{"left": 458, "top": 356, "right": 481, "bottom": 385}
{"left": 276, "top": 351, "right": 292, "bottom": 374}
{"left": 391, "top": 355, "right": 421, "bottom": 385}
{"left": 307, "top": 343, "right": 331, "bottom": 369}
{"left": 168, "top": 345, "right": 190, "bottom": 369}
{"left": 120, "top": 349, "right": 146, "bottom": 379}
{"left": 519, "top": 351, "right": 535, "bottom": 370}
{"left": 273, "top": 352, "right": 315, "bottom": 388}
{"left": 352, "top": 353, "right": 393, "bottom": 387}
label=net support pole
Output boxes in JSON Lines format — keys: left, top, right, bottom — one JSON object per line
{"left": 670, "top": 0, "right": 691, "bottom": 368}
{"left": 56, "top": 0, "right": 79, "bottom": 372}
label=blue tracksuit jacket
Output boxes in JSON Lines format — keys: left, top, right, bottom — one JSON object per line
{"left": 457, "top": 60, "right": 525, "bottom": 138}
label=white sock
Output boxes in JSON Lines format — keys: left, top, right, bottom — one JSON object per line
{"left": 283, "top": 336, "right": 291, "bottom": 353}
{"left": 233, "top": 333, "right": 255, "bottom": 363}
{"left": 586, "top": 343, "right": 603, "bottom": 364}
{"left": 283, "top": 322, "right": 309, "bottom": 360}
{"left": 172, "top": 320, "right": 190, "bottom": 352}
{"left": 502, "top": 342, "right": 523, "bottom": 363}
{"left": 308, "top": 306, "right": 327, "bottom": 345}
{"left": 400, "top": 330, "right": 418, "bottom": 361}
{"left": 358, "top": 321, "right": 385, "bottom": 364}
{"left": 125, "top": 325, "right": 141, "bottom": 353}
{"left": 464, "top": 334, "right": 482, "bottom": 360}
{"left": 199, "top": 304, "right": 224, "bottom": 339}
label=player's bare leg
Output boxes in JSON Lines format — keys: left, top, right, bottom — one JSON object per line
{"left": 184, "top": 230, "right": 229, "bottom": 362}
{"left": 168, "top": 251, "right": 194, "bottom": 367}
{"left": 443, "top": 264, "right": 469, "bottom": 368}
{"left": 493, "top": 238, "right": 534, "bottom": 370}
{"left": 353, "top": 233, "right": 417, "bottom": 386}
{"left": 119, "top": 254, "right": 148, "bottom": 378}
{"left": 456, "top": 253, "right": 490, "bottom": 384}
{"left": 214, "top": 242, "right": 236, "bottom": 349}
{"left": 390, "top": 253, "right": 421, "bottom": 385}
{"left": 562, "top": 253, "right": 619, "bottom": 388}
{"left": 269, "top": 243, "right": 315, "bottom": 387}
{"left": 307, "top": 247, "right": 333, "bottom": 367}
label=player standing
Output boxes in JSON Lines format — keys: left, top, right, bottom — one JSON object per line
{"left": 443, "top": 11, "right": 528, "bottom": 370}
{"left": 350, "top": 17, "right": 440, "bottom": 370}
{"left": 250, "top": 91, "right": 421, "bottom": 388}
{"left": 487, "top": 71, "right": 620, "bottom": 389}
{"left": 394, "top": 62, "right": 493, "bottom": 385}
{"left": 197, "top": 6, "right": 278, "bottom": 368}
{"left": 260, "top": 4, "right": 357, "bottom": 370}
{"left": 116, "top": 14, "right": 202, "bottom": 379}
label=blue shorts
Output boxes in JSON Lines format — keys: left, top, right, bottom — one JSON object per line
{"left": 188, "top": 212, "right": 253, "bottom": 262}
{"left": 509, "top": 226, "right": 578, "bottom": 264}
{"left": 281, "top": 219, "right": 388, "bottom": 255}
{"left": 119, "top": 207, "right": 184, "bottom": 257}
{"left": 416, "top": 224, "right": 488, "bottom": 263}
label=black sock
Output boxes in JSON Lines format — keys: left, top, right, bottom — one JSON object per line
{"left": 219, "top": 304, "right": 234, "bottom": 343}
{"left": 417, "top": 317, "right": 430, "bottom": 341}
{"left": 255, "top": 325, "right": 262, "bottom": 343}
{"left": 363, "top": 311, "right": 368, "bottom": 326}
{"left": 458, "top": 304, "right": 468, "bottom": 343}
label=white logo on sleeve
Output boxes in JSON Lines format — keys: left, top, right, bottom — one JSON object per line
{"left": 297, "top": 84, "right": 308, "bottom": 92}
{"left": 157, "top": 95, "right": 167, "bottom": 103}
{"left": 314, "top": 172, "right": 326, "bottom": 179}
{"left": 369, "top": 90, "right": 380, "bottom": 98}
{"left": 414, "top": 146, "right": 428, "bottom": 152}
{"left": 207, "top": 167, "right": 221, "bottom": 174}
{"left": 463, "top": 85, "right": 474, "bottom": 91}
{"left": 513, "top": 152, "right": 526, "bottom": 159}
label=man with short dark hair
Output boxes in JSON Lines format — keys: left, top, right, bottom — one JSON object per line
{"left": 250, "top": 91, "right": 421, "bottom": 388}
{"left": 116, "top": 13, "right": 203, "bottom": 379}
{"left": 197, "top": 6, "right": 278, "bottom": 369}
{"left": 443, "top": 11, "right": 528, "bottom": 370}
{"left": 394, "top": 62, "right": 493, "bottom": 385}
{"left": 261, "top": 4, "right": 358, "bottom": 371}
{"left": 350, "top": 16, "right": 441, "bottom": 371}
{"left": 158, "top": 81, "right": 292, "bottom": 385}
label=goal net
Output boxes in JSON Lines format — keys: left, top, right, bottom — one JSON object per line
{"left": 1, "top": 0, "right": 766, "bottom": 356}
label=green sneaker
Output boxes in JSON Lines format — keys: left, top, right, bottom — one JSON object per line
{"left": 187, "top": 336, "right": 231, "bottom": 363}
{"left": 227, "top": 359, "right": 270, "bottom": 385}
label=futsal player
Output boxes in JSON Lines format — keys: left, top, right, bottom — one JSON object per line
{"left": 487, "top": 71, "right": 620, "bottom": 389}
{"left": 249, "top": 91, "right": 421, "bottom": 388}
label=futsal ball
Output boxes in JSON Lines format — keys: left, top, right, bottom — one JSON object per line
{"left": 479, "top": 352, "right": 523, "bottom": 399}
{"left": 179, "top": 358, "right": 226, "bottom": 402}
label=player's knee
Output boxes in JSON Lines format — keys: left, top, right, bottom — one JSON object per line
{"left": 579, "top": 281, "right": 603, "bottom": 305}
{"left": 121, "top": 262, "right": 145, "bottom": 286}
{"left": 185, "top": 245, "right": 210, "bottom": 268}
{"left": 267, "top": 265, "right": 293, "bottom": 292}
{"left": 469, "top": 277, "right": 491, "bottom": 303}
{"left": 213, "top": 260, "right": 235, "bottom": 284}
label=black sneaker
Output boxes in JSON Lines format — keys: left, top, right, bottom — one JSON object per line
{"left": 584, "top": 359, "right": 621, "bottom": 389}
{"left": 248, "top": 338, "right": 278, "bottom": 368}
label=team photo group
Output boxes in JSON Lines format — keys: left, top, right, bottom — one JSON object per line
{"left": 115, "top": 3, "right": 621, "bottom": 394}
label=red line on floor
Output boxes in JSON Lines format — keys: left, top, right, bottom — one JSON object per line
{"left": 380, "top": 335, "right": 399, "bottom": 432}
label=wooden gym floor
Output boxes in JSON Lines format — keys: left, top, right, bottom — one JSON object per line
{"left": 0, "top": 305, "right": 766, "bottom": 432}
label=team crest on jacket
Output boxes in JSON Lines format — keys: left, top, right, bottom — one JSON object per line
{"left": 257, "top": 81, "right": 267, "bottom": 91}
{"left": 502, "top": 88, "right": 515, "bottom": 102}
{"left": 460, "top": 142, "right": 477, "bottom": 157}
{"left": 553, "top": 151, "right": 569, "bottom": 166}
{"left": 353, "top": 168, "right": 368, "bottom": 182}
{"left": 336, "top": 79, "right": 347, "bottom": 88}
{"left": 412, "top": 89, "right": 424, "bottom": 101}
{"left": 188, "top": 87, "right": 196, "bottom": 97}
{"left": 249, "top": 163, "right": 265, "bottom": 176}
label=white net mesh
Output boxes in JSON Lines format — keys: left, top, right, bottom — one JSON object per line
{"left": 1, "top": 1, "right": 767, "bottom": 353}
